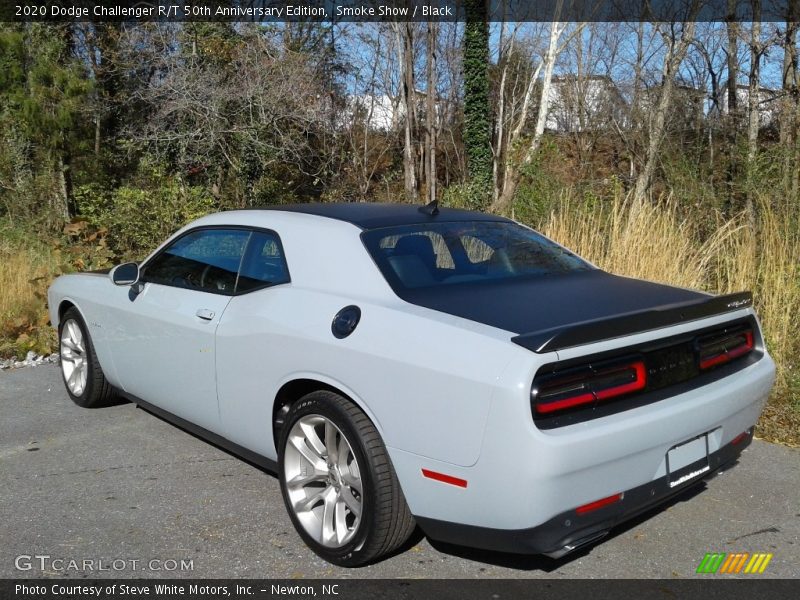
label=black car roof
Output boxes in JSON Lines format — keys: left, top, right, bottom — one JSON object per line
{"left": 249, "top": 202, "right": 512, "bottom": 230}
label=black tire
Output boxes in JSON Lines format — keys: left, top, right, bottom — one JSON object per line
{"left": 58, "top": 307, "right": 116, "bottom": 408}
{"left": 278, "top": 390, "right": 415, "bottom": 566}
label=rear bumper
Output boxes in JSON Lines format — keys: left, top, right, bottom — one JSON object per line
{"left": 416, "top": 430, "right": 753, "bottom": 557}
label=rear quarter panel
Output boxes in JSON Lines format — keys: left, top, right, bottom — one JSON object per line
{"left": 215, "top": 286, "right": 528, "bottom": 467}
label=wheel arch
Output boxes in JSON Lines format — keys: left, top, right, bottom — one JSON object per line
{"left": 57, "top": 299, "right": 82, "bottom": 329}
{"left": 272, "top": 375, "right": 385, "bottom": 454}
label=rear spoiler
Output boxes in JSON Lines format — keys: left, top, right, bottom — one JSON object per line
{"left": 512, "top": 291, "right": 753, "bottom": 354}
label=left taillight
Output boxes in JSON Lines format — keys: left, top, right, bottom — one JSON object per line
{"left": 698, "top": 328, "right": 754, "bottom": 370}
{"left": 532, "top": 359, "right": 647, "bottom": 415}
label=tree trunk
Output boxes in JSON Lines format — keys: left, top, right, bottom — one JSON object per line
{"left": 94, "top": 114, "right": 101, "bottom": 155}
{"left": 746, "top": 0, "right": 762, "bottom": 217}
{"left": 492, "top": 35, "right": 511, "bottom": 205}
{"left": 492, "top": 18, "right": 564, "bottom": 213}
{"left": 426, "top": 21, "right": 437, "bottom": 203}
{"left": 394, "top": 22, "right": 418, "bottom": 201}
{"left": 780, "top": 2, "right": 799, "bottom": 196}
{"left": 58, "top": 154, "right": 76, "bottom": 220}
{"left": 725, "top": 0, "right": 739, "bottom": 213}
{"left": 632, "top": 19, "right": 698, "bottom": 209}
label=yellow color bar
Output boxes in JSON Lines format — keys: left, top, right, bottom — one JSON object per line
{"left": 758, "top": 553, "right": 773, "bottom": 573}
{"left": 744, "top": 553, "right": 773, "bottom": 574}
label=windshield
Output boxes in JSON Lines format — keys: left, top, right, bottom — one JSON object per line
{"left": 361, "top": 221, "right": 592, "bottom": 291}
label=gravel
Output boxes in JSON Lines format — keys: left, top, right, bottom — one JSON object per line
{"left": 0, "top": 351, "right": 60, "bottom": 371}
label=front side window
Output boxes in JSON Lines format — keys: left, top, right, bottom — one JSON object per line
{"left": 143, "top": 229, "right": 249, "bottom": 294}
{"left": 143, "top": 228, "right": 290, "bottom": 295}
{"left": 362, "top": 221, "right": 591, "bottom": 291}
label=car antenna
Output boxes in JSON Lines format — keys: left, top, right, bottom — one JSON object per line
{"left": 419, "top": 199, "right": 439, "bottom": 216}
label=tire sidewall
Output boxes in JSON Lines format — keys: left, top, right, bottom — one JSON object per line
{"left": 277, "top": 392, "right": 377, "bottom": 566}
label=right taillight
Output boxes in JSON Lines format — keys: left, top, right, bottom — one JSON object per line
{"left": 698, "top": 328, "right": 754, "bottom": 370}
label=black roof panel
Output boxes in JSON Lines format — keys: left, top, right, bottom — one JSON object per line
{"left": 248, "top": 202, "right": 511, "bottom": 229}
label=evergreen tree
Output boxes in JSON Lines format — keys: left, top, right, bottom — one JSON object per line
{"left": 0, "top": 23, "right": 90, "bottom": 221}
{"left": 462, "top": 0, "right": 492, "bottom": 206}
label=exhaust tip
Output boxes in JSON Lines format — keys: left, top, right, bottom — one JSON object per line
{"left": 543, "top": 530, "right": 610, "bottom": 559}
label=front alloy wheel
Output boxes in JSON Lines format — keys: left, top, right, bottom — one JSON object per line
{"left": 278, "top": 390, "right": 415, "bottom": 566}
{"left": 60, "top": 319, "right": 88, "bottom": 397}
{"left": 58, "top": 307, "right": 115, "bottom": 408}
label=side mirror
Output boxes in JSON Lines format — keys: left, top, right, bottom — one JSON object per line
{"left": 110, "top": 262, "right": 140, "bottom": 286}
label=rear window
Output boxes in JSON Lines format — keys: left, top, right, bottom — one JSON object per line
{"left": 362, "top": 221, "right": 591, "bottom": 290}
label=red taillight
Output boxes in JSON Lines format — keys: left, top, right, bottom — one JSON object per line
{"left": 576, "top": 493, "right": 623, "bottom": 515}
{"left": 534, "top": 360, "right": 647, "bottom": 414}
{"left": 699, "top": 329, "right": 754, "bottom": 370}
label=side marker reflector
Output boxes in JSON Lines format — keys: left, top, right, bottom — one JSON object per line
{"left": 576, "top": 493, "right": 623, "bottom": 515}
{"left": 421, "top": 469, "right": 468, "bottom": 488}
{"left": 731, "top": 430, "right": 750, "bottom": 445}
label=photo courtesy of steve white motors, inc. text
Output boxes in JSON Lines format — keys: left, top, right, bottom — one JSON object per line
{"left": 14, "top": 583, "right": 341, "bottom": 597}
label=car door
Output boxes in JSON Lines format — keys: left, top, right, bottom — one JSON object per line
{"left": 106, "top": 227, "right": 251, "bottom": 433}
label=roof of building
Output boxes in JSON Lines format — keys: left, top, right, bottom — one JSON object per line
{"left": 245, "top": 202, "right": 511, "bottom": 229}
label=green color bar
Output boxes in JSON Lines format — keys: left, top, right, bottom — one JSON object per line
{"left": 697, "top": 553, "right": 726, "bottom": 573}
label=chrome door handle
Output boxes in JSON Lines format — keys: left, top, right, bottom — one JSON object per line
{"left": 196, "top": 308, "right": 215, "bottom": 321}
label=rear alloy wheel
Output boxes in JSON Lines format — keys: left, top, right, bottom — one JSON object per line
{"left": 278, "top": 390, "right": 415, "bottom": 566}
{"left": 59, "top": 308, "right": 116, "bottom": 408}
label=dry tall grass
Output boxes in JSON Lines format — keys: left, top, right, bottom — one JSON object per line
{"left": 541, "top": 193, "right": 800, "bottom": 402}
{"left": 0, "top": 235, "right": 59, "bottom": 355}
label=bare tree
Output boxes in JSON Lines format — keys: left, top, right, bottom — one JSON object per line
{"left": 724, "top": 0, "right": 740, "bottom": 209}
{"left": 490, "top": 1, "right": 585, "bottom": 213}
{"left": 338, "top": 24, "right": 396, "bottom": 200}
{"left": 125, "top": 25, "right": 336, "bottom": 204}
{"left": 393, "top": 21, "right": 419, "bottom": 201}
{"left": 489, "top": 21, "right": 553, "bottom": 213}
{"left": 632, "top": 6, "right": 701, "bottom": 208}
{"left": 779, "top": 0, "right": 800, "bottom": 197}
{"left": 747, "top": 1, "right": 765, "bottom": 185}
{"left": 425, "top": 21, "right": 438, "bottom": 203}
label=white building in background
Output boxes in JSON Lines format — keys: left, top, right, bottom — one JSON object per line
{"left": 544, "top": 75, "right": 629, "bottom": 133}
{"left": 343, "top": 94, "right": 399, "bottom": 131}
{"left": 715, "top": 83, "right": 781, "bottom": 127}
{"left": 625, "top": 83, "right": 706, "bottom": 131}
{"left": 342, "top": 91, "right": 444, "bottom": 132}
{"left": 343, "top": 78, "right": 781, "bottom": 136}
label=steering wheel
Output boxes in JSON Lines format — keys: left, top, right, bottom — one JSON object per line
{"left": 199, "top": 263, "right": 212, "bottom": 289}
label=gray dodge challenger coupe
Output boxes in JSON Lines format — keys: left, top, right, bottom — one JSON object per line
{"left": 48, "top": 202, "right": 775, "bottom": 566}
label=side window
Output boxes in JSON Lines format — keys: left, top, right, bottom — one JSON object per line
{"left": 236, "top": 230, "right": 290, "bottom": 293}
{"left": 143, "top": 229, "right": 249, "bottom": 295}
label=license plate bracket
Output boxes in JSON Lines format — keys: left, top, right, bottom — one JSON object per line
{"left": 666, "top": 434, "right": 710, "bottom": 488}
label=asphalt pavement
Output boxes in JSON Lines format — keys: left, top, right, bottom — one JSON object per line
{"left": 1, "top": 364, "right": 798, "bottom": 579}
